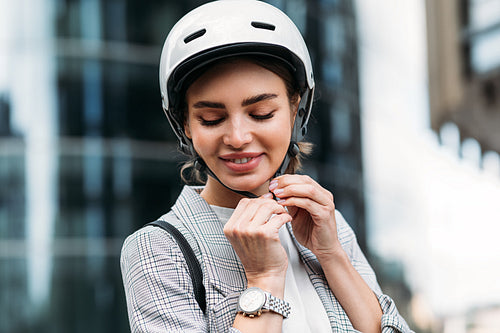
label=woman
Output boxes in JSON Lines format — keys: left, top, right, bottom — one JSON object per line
{"left": 120, "top": 1, "right": 413, "bottom": 332}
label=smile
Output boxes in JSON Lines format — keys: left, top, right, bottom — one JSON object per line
{"left": 231, "top": 157, "right": 253, "bottom": 164}
{"left": 220, "top": 154, "right": 263, "bottom": 172}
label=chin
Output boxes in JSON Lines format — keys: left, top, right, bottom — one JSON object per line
{"left": 223, "top": 177, "right": 269, "bottom": 195}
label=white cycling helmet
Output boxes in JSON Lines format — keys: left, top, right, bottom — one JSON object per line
{"left": 159, "top": 0, "right": 315, "bottom": 158}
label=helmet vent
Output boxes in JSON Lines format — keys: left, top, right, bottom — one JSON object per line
{"left": 184, "top": 29, "right": 207, "bottom": 44}
{"left": 251, "top": 21, "right": 276, "bottom": 31}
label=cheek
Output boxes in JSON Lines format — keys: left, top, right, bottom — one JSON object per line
{"left": 262, "top": 116, "right": 293, "bottom": 150}
{"left": 275, "top": 112, "right": 294, "bottom": 137}
{"left": 190, "top": 127, "right": 216, "bottom": 155}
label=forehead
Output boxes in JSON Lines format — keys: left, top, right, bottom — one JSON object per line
{"left": 186, "top": 59, "right": 287, "bottom": 101}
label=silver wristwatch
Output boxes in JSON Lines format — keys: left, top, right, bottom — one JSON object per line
{"left": 236, "top": 287, "right": 291, "bottom": 318}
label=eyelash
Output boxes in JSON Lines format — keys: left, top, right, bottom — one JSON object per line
{"left": 200, "top": 118, "right": 223, "bottom": 126}
{"left": 200, "top": 111, "right": 275, "bottom": 126}
{"left": 252, "top": 111, "right": 275, "bottom": 121}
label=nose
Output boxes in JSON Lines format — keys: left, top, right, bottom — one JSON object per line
{"left": 222, "top": 116, "right": 252, "bottom": 148}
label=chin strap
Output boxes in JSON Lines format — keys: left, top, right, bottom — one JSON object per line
{"left": 194, "top": 141, "right": 300, "bottom": 199}
{"left": 274, "top": 141, "right": 299, "bottom": 178}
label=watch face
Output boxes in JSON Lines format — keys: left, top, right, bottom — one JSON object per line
{"left": 239, "top": 288, "right": 266, "bottom": 313}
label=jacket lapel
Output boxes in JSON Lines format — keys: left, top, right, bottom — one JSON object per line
{"left": 172, "top": 186, "right": 246, "bottom": 296}
{"left": 285, "top": 223, "right": 355, "bottom": 332}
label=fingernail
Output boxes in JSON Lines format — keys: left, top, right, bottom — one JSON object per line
{"left": 269, "top": 180, "right": 278, "bottom": 191}
{"left": 277, "top": 198, "right": 286, "bottom": 204}
{"left": 262, "top": 192, "right": 273, "bottom": 199}
{"left": 274, "top": 188, "right": 284, "bottom": 196}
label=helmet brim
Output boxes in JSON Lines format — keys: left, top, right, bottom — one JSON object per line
{"left": 166, "top": 42, "right": 307, "bottom": 112}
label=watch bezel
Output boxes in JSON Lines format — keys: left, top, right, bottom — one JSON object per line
{"left": 238, "top": 287, "right": 267, "bottom": 316}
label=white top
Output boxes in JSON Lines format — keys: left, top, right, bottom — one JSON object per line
{"left": 211, "top": 205, "right": 331, "bottom": 333}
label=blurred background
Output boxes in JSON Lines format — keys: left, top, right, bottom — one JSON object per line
{"left": 0, "top": 0, "right": 499, "bottom": 332}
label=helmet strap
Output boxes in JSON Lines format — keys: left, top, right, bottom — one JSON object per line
{"left": 273, "top": 141, "right": 299, "bottom": 179}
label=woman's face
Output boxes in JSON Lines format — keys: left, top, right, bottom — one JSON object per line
{"left": 185, "top": 59, "right": 296, "bottom": 197}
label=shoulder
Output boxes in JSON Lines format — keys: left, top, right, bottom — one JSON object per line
{"left": 120, "top": 220, "right": 184, "bottom": 271}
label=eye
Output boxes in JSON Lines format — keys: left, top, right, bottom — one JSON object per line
{"left": 200, "top": 117, "right": 224, "bottom": 126}
{"left": 251, "top": 111, "right": 275, "bottom": 121}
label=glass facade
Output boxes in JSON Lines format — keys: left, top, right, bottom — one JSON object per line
{"left": 461, "top": 0, "right": 500, "bottom": 74}
{"left": 467, "top": 0, "right": 500, "bottom": 73}
{"left": 305, "top": 0, "right": 366, "bottom": 246}
{"left": 0, "top": 0, "right": 364, "bottom": 331}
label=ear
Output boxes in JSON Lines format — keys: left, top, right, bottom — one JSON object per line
{"left": 184, "top": 121, "right": 192, "bottom": 139}
{"left": 291, "top": 96, "right": 300, "bottom": 126}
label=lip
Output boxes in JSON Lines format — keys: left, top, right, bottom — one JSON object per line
{"left": 219, "top": 152, "right": 263, "bottom": 173}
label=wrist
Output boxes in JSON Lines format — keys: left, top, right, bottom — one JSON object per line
{"left": 315, "top": 245, "right": 349, "bottom": 266}
{"left": 246, "top": 274, "right": 286, "bottom": 298}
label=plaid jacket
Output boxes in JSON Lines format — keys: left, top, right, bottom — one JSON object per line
{"left": 121, "top": 185, "right": 413, "bottom": 332}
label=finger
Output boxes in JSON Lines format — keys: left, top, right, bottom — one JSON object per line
{"left": 226, "top": 197, "right": 253, "bottom": 228}
{"left": 272, "top": 182, "right": 333, "bottom": 207}
{"left": 278, "top": 196, "right": 333, "bottom": 221}
{"left": 271, "top": 174, "right": 316, "bottom": 187}
{"left": 271, "top": 174, "right": 325, "bottom": 197}
{"left": 250, "top": 199, "right": 287, "bottom": 226}
{"left": 233, "top": 197, "right": 275, "bottom": 220}
{"left": 225, "top": 197, "right": 268, "bottom": 235}
{"left": 261, "top": 192, "right": 274, "bottom": 199}
{"left": 226, "top": 197, "right": 283, "bottom": 231}
{"left": 265, "top": 212, "right": 292, "bottom": 232}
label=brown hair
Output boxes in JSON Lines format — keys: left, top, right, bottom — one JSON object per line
{"left": 179, "top": 55, "right": 312, "bottom": 184}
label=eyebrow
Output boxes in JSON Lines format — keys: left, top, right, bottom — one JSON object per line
{"left": 192, "top": 101, "right": 225, "bottom": 109}
{"left": 192, "top": 93, "right": 278, "bottom": 109}
{"left": 241, "top": 93, "right": 278, "bottom": 107}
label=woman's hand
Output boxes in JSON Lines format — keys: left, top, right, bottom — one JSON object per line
{"left": 269, "top": 175, "right": 343, "bottom": 261}
{"left": 223, "top": 197, "right": 291, "bottom": 286}
{"left": 270, "top": 175, "right": 383, "bottom": 332}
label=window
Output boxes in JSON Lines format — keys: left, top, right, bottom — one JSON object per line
{"left": 463, "top": 0, "right": 500, "bottom": 74}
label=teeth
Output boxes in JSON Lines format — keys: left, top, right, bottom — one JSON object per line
{"left": 233, "top": 158, "right": 251, "bottom": 164}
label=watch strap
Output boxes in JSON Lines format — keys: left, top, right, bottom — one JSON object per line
{"left": 264, "top": 292, "right": 291, "bottom": 318}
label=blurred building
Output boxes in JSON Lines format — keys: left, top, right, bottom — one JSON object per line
{"left": 356, "top": 0, "right": 500, "bottom": 332}
{"left": 441, "top": 306, "right": 500, "bottom": 333}
{"left": 0, "top": 0, "right": 367, "bottom": 331}
{"left": 426, "top": 0, "right": 500, "bottom": 155}
{"left": 305, "top": 0, "right": 367, "bottom": 248}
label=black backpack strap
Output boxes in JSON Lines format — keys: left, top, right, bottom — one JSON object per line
{"left": 146, "top": 220, "right": 206, "bottom": 314}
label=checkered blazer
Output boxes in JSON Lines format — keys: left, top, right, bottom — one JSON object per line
{"left": 121, "top": 186, "right": 413, "bottom": 332}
